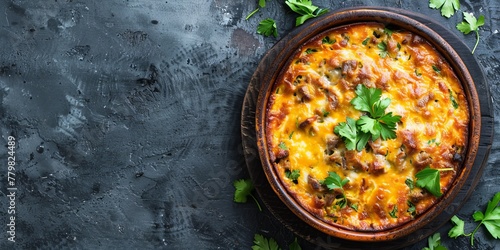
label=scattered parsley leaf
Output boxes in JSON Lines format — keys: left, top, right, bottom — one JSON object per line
{"left": 432, "top": 65, "right": 441, "bottom": 74}
{"left": 317, "top": 163, "right": 350, "bottom": 211}
{"left": 407, "top": 200, "right": 416, "bottom": 216}
{"left": 350, "top": 204, "right": 359, "bottom": 212}
{"left": 257, "top": 18, "right": 278, "bottom": 38}
{"left": 378, "top": 41, "right": 388, "bottom": 58}
{"left": 288, "top": 237, "right": 302, "bottom": 250}
{"left": 246, "top": 0, "right": 268, "bottom": 20}
{"left": 285, "top": 0, "right": 328, "bottom": 26}
{"left": 252, "top": 234, "right": 281, "bottom": 250}
{"left": 378, "top": 112, "right": 401, "bottom": 140}
{"left": 233, "top": 179, "right": 262, "bottom": 211}
{"left": 449, "top": 215, "right": 466, "bottom": 239}
{"left": 448, "top": 89, "right": 459, "bottom": 109}
{"left": 423, "top": 233, "right": 448, "bottom": 250}
{"left": 429, "top": 0, "right": 460, "bottom": 18}
{"left": 351, "top": 84, "right": 385, "bottom": 118}
{"left": 246, "top": 8, "right": 260, "bottom": 20}
{"left": 357, "top": 116, "right": 380, "bottom": 140}
{"left": 336, "top": 196, "right": 347, "bottom": 208}
{"left": 471, "top": 192, "right": 500, "bottom": 245}
{"left": 322, "top": 36, "right": 335, "bottom": 44}
{"left": 389, "top": 205, "right": 398, "bottom": 218}
{"left": 446, "top": 192, "right": 500, "bottom": 246}
{"left": 357, "top": 114, "right": 401, "bottom": 141}
{"left": 428, "top": 138, "right": 441, "bottom": 146}
{"left": 285, "top": 169, "right": 300, "bottom": 183}
{"left": 234, "top": 179, "right": 254, "bottom": 203}
{"left": 334, "top": 117, "right": 358, "bottom": 150}
{"left": 457, "top": 12, "right": 485, "bottom": 54}
{"left": 305, "top": 48, "right": 317, "bottom": 54}
{"left": 278, "top": 142, "right": 288, "bottom": 150}
{"left": 324, "top": 172, "right": 349, "bottom": 191}
{"left": 405, "top": 178, "right": 414, "bottom": 190}
{"left": 384, "top": 27, "right": 394, "bottom": 36}
{"left": 334, "top": 117, "right": 370, "bottom": 151}
{"left": 415, "top": 168, "right": 443, "bottom": 197}
{"left": 288, "top": 131, "right": 294, "bottom": 139}
{"left": 362, "top": 37, "right": 370, "bottom": 46}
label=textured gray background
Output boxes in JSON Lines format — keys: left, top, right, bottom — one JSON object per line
{"left": 0, "top": 0, "right": 498, "bottom": 249}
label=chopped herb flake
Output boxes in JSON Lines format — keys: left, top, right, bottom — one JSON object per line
{"left": 322, "top": 36, "right": 336, "bottom": 44}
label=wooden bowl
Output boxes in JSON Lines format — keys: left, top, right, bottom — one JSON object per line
{"left": 254, "top": 7, "right": 481, "bottom": 242}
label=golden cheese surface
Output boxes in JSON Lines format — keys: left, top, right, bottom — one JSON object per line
{"left": 266, "top": 23, "right": 469, "bottom": 231}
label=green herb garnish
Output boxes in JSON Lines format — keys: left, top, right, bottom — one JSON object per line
{"left": 289, "top": 237, "right": 302, "bottom": 250}
{"left": 448, "top": 89, "right": 459, "bottom": 109}
{"left": 415, "top": 167, "right": 454, "bottom": 197}
{"left": 449, "top": 192, "right": 500, "bottom": 245}
{"left": 324, "top": 171, "right": 349, "bottom": 190}
{"left": 252, "top": 234, "right": 280, "bottom": 250}
{"left": 323, "top": 172, "right": 349, "bottom": 209}
{"left": 389, "top": 205, "right": 398, "bottom": 218}
{"left": 285, "top": 169, "right": 300, "bottom": 183}
{"left": 245, "top": 8, "right": 260, "bottom": 20}
{"left": 350, "top": 204, "right": 358, "bottom": 212}
{"left": 423, "top": 233, "right": 447, "bottom": 250}
{"left": 378, "top": 41, "right": 388, "bottom": 58}
{"left": 322, "top": 36, "right": 335, "bottom": 44}
{"left": 351, "top": 85, "right": 401, "bottom": 140}
{"left": 334, "top": 117, "right": 370, "bottom": 151}
{"left": 335, "top": 85, "right": 401, "bottom": 151}
{"left": 305, "top": 48, "right": 317, "bottom": 54}
{"left": 407, "top": 200, "right": 416, "bottom": 216}
{"left": 432, "top": 65, "right": 441, "bottom": 74}
{"left": 405, "top": 178, "right": 414, "bottom": 190}
{"left": 233, "top": 179, "right": 262, "bottom": 211}
{"left": 257, "top": 18, "right": 278, "bottom": 38}
{"left": 448, "top": 215, "right": 465, "bottom": 239}
{"left": 285, "top": 0, "right": 328, "bottom": 26}
{"left": 362, "top": 37, "right": 370, "bottom": 46}
{"left": 429, "top": 0, "right": 459, "bottom": 18}
{"left": 457, "top": 12, "right": 485, "bottom": 54}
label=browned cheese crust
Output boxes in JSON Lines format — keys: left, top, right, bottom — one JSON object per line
{"left": 266, "top": 23, "right": 469, "bottom": 231}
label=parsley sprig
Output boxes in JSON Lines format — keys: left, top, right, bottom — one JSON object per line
{"left": 429, "top": 0, "right": 460, "bottom": 18}
{"left": 285, "top": 0, "right": 328, "bottom": 26}
{"left": 428, "top": 0, "right": 486, "bottom": 55}
{"left": 449, "top": 192, "right": 500, "bottom": 246}
{"left": 415, "top": 167, "right": 454, "bottom": 197}
{"left": 324, "top": 171, "right": 349, "bottom": 190}
{"left": 457, "top": 12, "right": 485, "bottom": 54}
{"left": 334, "top": 85, "right": 401, "bottom": 151}
{"left": 252, "top": 234, "right": 302, "bottom": 250}
{"left": 233, "top": 179, "right": 262, "bottom": 211}
{"left": 423, "top": 233, "right": 447, "bottom": 250}
{"left": 323, "top": 172, "right": 349, "bottom": 208}
{"left": 257, "top": 18, "right": 278, "bottom": 38}
{"left": 285, "top": 169, "right": 300, "bottom": 183}
{"left": 252, "top": 234, "right": 280, "bottom": 250}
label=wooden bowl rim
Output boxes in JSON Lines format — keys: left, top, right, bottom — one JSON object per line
{"left": 255, "top": 7, "right": 481, "bottom": 242}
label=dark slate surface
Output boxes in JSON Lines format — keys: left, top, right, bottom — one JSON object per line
{"left": 0, "top": 0, "right": 498, "bottom": 249}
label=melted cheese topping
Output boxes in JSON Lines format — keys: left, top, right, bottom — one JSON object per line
{"left": 266, "top": 23, "right": 469, "bottom": 231}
